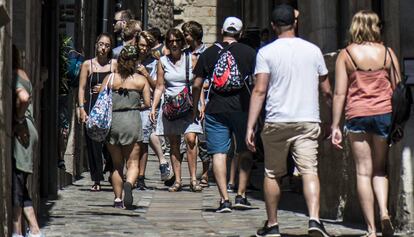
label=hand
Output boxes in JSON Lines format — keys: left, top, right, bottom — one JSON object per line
{"left": 92, "top": 83, "right": 102, "bottom": 94}
{"left": 149, "top": 108, "right": 156, "bottom": 124}
{"left": 199, "top": 104, "right": 205, "bottom": 121}
{"left": 137, "top": 64, "right": 150, "bottom": 78}
{"left": 245, "top": 127, "right": 256, "bottom": 152}
{"left": 331, "top": 126, "right": 343, "bottom": 149}
{"left": 15, "top": 121, "right": 30, "bottom": 148}
{"left": 79, "top": 109, "right": 88, "bottom": 123}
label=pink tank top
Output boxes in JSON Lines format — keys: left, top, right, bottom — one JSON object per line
{"left": 344, "top": 48, "right": 393, "bottom": 120}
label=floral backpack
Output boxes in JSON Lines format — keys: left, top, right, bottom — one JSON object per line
{"left": 211, "top": 43, "right": 246, "bottom": 92}
{"left": 86, "top": 73, "right": 114, "bottom": 142}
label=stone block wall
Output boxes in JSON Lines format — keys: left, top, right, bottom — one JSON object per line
{"left": 0, "top": 0, "right": 12, "bottom": 235}
{"left": 148, "top": 0, "right": 174, "bottom": 36}
{"left": 173, "top": 0, "right": 217, "bottom": 45}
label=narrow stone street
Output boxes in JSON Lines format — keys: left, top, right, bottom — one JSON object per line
{"left": 39, "top": 156, "right": 367, "bottom": 237}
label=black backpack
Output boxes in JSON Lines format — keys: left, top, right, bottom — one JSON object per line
{"left": 388, "top": 52, "right": 413, "bottom": 145}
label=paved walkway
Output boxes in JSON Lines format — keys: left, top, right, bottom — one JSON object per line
{"left": 40, "top": 156, "right": 366, "bottom": 237}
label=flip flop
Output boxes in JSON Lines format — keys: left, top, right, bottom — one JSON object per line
{"left": 199, "top": 177, "right": 209, "bottom": 188}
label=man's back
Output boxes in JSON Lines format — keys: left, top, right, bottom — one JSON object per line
{"left": 255, "top": 37, "right": 328, "bottom": 123}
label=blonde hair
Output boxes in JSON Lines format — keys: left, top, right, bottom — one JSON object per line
{"left": 349, "top": 10, "right": 381, "bottom": 44}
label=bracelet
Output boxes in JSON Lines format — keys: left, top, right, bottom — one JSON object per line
{"left": 78, "top": 105, "right": 84, "bottom": 109}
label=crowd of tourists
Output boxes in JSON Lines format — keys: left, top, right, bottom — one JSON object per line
{"left": 11, "top": 3, "right": 403, "bottom": 237}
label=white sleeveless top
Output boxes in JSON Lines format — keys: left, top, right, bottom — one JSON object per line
{"left": 160, "top": 53, "right": 193, "bottom": 96}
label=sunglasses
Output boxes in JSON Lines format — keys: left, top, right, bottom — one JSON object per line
{"left": 117, "top": 87, "right": 129, "bottom": 96}
{"left": 97, "top": 42, "right": 111, "bottom": 49}
{"left": 167, "top": 39, "right": 182, "bottom": 44}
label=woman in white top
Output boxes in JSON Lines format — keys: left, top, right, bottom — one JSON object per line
{"left": 150, "top": 28, "right": 203, "bottom": 192}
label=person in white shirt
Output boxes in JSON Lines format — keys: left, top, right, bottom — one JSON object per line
{"left": 246, "top": 4, "right": 332, "bottom": 237}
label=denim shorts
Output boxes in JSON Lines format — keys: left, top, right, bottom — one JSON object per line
{"left": 344, "top": 113, "right": 391, "bottom": 138}
{"left": 205, "top": 112, "right": 248, "bottom": 155}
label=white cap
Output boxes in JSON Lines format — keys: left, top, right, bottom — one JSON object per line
{"left": 222, "top": 17, "right": 243, "bottom": 34}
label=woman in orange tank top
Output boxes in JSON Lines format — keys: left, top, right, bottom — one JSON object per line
{"left": 331, "top": 10, "right": 401, "bottom": 237}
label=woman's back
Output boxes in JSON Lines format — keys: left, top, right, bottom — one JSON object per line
{"left": 344, "top": 43, "right": 393, "bottom": 119}
{"left": 345, "top": 43, "right": 391, "bottom": 72}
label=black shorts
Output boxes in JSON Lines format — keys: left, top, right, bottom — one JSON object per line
{"left": 12, "top": 167, "right": 32, "bottom": 208}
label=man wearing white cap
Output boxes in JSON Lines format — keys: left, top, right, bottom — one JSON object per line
{"left": 192, "top": 16, "right": 256, "bottom": 213}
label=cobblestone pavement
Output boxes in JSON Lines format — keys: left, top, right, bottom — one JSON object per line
{"left": 39, "top": 156, "right": 368, "bottom": 237}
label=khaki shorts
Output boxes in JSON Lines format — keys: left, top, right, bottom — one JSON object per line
{"left": 261, "top": 122, "right": 321, "bottom": 179}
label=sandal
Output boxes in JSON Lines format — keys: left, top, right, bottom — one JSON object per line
{"left": 168, "top": 182, "right": 182, "bottom": 192}
{"left": 381, "top": 217, "right": 394, "bottom": 237}
{"left": 361, "top": 231, "right": 375, "bottom": 237}
{"left": 190, "top": 180, "right": 203, "bottom": 192}
{"left": 90, "top": 184, "right": 101, "bottom": 192}
{"left": 199, "top": 176, "right": 209, "bottom": 188}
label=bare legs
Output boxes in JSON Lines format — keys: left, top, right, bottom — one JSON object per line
{"left": 167, "top": 133, "right": 198, "bottom": 186}
{"left": 213, "top": 151, "right": 252, "bottom": 201}
{"left": 263, "top": 177, "right": 281, "bottom": 226}
{"left": 263, "top": 173, "right": 320, "bottom": 226}
{"left": 107, "top": 143, "right": 140, "bottom": 199}
{"left": 237, "top": 151, "right": 253, "bottom": 197}
{"left": 349, "top": 133, "right": 390, "bottom": 236}
{"left": 13, "top": 206, "right": 41, "bottom": 236}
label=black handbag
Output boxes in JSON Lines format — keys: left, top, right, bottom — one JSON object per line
{"left": 387, "top": 49, "right": 413, "bottom": 145}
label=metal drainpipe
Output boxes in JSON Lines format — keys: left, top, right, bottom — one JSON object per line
{"left": 143, "top": 0, "right": 148, "bottom": 30}
{"left": 102, "top": 0, "right": 108, "bottom": 32}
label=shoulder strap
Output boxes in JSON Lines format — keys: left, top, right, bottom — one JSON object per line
{"left": 345, "top": 48, "right": 358, "bottom": 70}
{"left": 109, "top": 59, "right": 112, "bottom": 72}
{"left": 383, "top": 46, "right": 388, "bottom": 68}
{"left": 90, "top": 59, "right": 93, "bottom": 73}
{"left": 185, "top": 52, "right": 190, "bottom": 90}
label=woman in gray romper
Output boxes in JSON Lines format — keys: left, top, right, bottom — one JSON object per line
{"left": 150, "top": 28, "right": 203, "bottom": 192}
{"left": 100, "top": 46, "right": 151, "bottom": 209}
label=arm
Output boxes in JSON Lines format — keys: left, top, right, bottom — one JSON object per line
{"left": 320, "top": 74, "right": 332, "bottom": 103}
{"left": 137, "top": 64, "right": 157, "bottom": 89}
{"left": 77, "top": 61, "right": 90, "bottom": 123}
{"left": 15, "top": 87, "right": 30, "bottom": 120}
{"left": 246, "top": 73, "right": 270, "bottom": 152}
{"left": 150, "top": 61, "right": 165, "bottom": 123}
{"left": 141, "top": 79, "right": 151, "bottom": 109}
{"left": 192, "top": 76, "right": 203, "bottom": 121}
{"left": 331, "top": 51, "right": 348, "bottom": 149}
{"left": 388, "top": 47, "right": 401, "bottom": 89}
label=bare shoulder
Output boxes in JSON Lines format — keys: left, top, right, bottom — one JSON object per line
{"left": 133, "top": 73, "right": 147, "bottom": 87}
{"left": 16, "top": 69, "right": 30, "bottom": 81}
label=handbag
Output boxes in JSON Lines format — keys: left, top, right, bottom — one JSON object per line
{"left": 86, "top": 73, "right": 114, "bottom": 142}
{"left": 387, "top": 49, "right": 413, "bottom": 145}
{"left": 162, "top": 53, "right": 193, "bottom": 120}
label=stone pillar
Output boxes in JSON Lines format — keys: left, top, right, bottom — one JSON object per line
{"left": 0, "top": 0, "right": 12, "bottom": 234}
{"left": 297, "top": 0, "right": 338, "bottom": 53}
{"left": 148, "top": 0, "right": 174, "bottom": 35}
{"left": 393, "top": 109, "right": 414, "bottom": 231}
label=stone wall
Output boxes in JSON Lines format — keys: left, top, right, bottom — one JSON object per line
{"left": 173, "top": 0, "right": 217, "bottom": 44}
{"left": 148, "top": 0, "right": 174, "bottom": 35}
{"left": 0, "top": 0, "right": 12, "bottom": 235}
